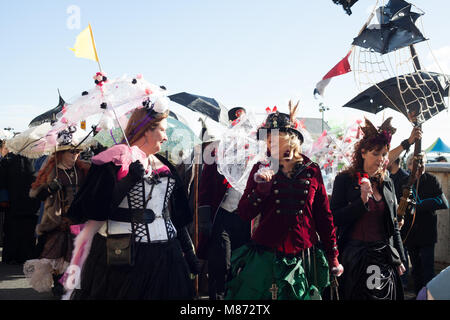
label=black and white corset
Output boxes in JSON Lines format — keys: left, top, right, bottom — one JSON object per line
{"left": 99, "top": 169, "right": 177, "bottom": 243}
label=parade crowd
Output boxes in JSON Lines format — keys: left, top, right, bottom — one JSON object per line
{"left": 0, "top": 101, "right": 449, "bottom": 301}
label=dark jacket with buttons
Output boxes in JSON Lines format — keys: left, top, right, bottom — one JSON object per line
{"left": 238, "top": 155, "right": 339, "bottom": 264}
{"left": 330, "top": 172, "right": 406, "bottom": 264}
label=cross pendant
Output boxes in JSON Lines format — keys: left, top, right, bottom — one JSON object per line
{"left": 269, "top": 282, "right": 278, "bottom": 300}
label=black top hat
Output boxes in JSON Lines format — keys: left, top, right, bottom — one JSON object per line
{"left": 257, "top": 111, "right": 304, "bottom": 143}
{"left": 228, "top": 107, "right": 246, "bottom": 121}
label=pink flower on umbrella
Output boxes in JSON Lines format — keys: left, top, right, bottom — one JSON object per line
{"left": 93, "top": 72, "right": 108, "bottom": 87}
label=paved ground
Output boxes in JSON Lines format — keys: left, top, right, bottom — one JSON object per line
{"left": 0, "top": 264, "right": 56, "bottom": 300}
{"left": 0, "top": 247, "right": 421, "bottom": 300}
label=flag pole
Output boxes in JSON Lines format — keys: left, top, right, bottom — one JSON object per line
{"left": 87, "top": 23, "right": 133, "bottom": 149}
{"left": 88, "top": 23, "right": 102, "bottom": 73}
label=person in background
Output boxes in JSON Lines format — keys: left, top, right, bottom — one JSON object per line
{"left": 23, "top": 128, "right": 91, "bottom": 296}
{"left": 0, "top": 140, "right": 7, "bottom": 247}
{"left": 402, "top": 153, "right": 449, "bottom": 295}
{"left": 435, "top": 156, "right": 447, "bottom": 163}
{"left": 0, "top": 153, "right": 41, "bottom": 264}
{"left": 197, "top": 107, "right": 252, "bottom": 300}
{"left": 0, "top": 139, "right": 8, "bottom": 159}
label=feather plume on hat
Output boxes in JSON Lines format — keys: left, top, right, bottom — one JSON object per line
{"left": 288, "top": 100, "right": 300, "bottom": 124}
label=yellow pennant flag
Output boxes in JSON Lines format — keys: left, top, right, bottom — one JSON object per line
{"left": 70, "top": 24, "right": 99, "bottom": 62}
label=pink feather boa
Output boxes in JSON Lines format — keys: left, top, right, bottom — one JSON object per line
{"left": 61, "top": 220, "right": 105, "bottom": 300}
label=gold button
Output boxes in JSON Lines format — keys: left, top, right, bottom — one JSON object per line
{"left": 273, "top": 181, "right": 278, "bottom": 185}
{"left": 298, "top": 210, "right": 303, "bottom": 215}
{"left": 307, "top": 173, "right": 311, "bottom": 178}
{"left": 274, "top": 189, "right": 279, "bottom": 194}
{"left": 304, "top": 190, "right": 309, "bottom": 195}
{"left": 257, "top": 198, "right": 262, "bottom": 203}
{"left": 276, "top": 209, "right": 281, "bottom": 214}
{"left": 275, "top": 199, "right": 280, "bottom": 204}
{"left": 253, "top": 202, "right": 258, "bottom": 206}
{"left": 305, "top": 180, "right": 310, "bottom": 185}
{"left": 300, "top": 200, "right": 305, "bottom": 205}
{"left": 115, "top": 249, "right": 122, "bottom": 255}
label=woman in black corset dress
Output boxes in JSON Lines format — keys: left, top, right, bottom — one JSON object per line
{"left": 65, "top": 99, "right": 200, "bottom": 300}
{"left": 330, "top": 117, "right": 406, "bottom": 300}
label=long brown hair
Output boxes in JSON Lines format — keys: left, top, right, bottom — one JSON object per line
{"left": 123, "top": 107, "right": 168, "bottom": 146}
{"left": 343, "top": 139, "right": 389, "bottom": 183}
{"left": 31, "top": 152, "right": 90, "bottom": 190}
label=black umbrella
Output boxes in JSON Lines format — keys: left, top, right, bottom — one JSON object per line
{"left": 168, "top": 92, "right": 224, "bottom": 122}
{"left": 332, "top": 0, "right": 359, "bottom": 15}
{"left": 343, "top": 71, "right": 449, "bottom": 123}
{"left": 352, "top": 0, "right": 427, "bottom": 54}
{"left": 29, "top": 90, "right": 65, "bottom": 127}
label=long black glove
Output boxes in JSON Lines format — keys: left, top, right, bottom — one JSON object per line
{"left": 35, "top": 179, "right": 62, "bottom": 201}
{"left": 111, "top": 161, "right": 145, "bottom": 208}
{"left": 178, "top": 226, "right": 201, "bottom": 275}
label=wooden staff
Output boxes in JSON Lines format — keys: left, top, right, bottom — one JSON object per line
{"left": 192, "top": 146, "right": 201, "bottom": 297}
{"left": 398, "top": 44, "right": 423, "bottom": 217}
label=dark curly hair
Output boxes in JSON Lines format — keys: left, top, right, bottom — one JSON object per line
{"left": 342, "top": 117, "right": 396, "bottom": 183}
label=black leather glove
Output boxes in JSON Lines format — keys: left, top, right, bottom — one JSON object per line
{"left": 198, "top": 206, "right": 213, "bottom": 238}
{"left": 48, "top": 179, "right": 62, "bottom": 193}
{"left": 178, "top": 227, "right": 201, "bottom": 275}
{"left": 185, "top": 250, "right": 201, "bottom": 275}
{"left": 111, "top": 161, "right": 145, "bottom": 208}
{"left": 128, "top": 161, "right": 145, "bottom": 182}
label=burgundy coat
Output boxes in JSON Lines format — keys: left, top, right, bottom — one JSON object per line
{"left": 238, "top": 156, "right": 339, "bottom": 264}
{"left": 198, "top": 161, "right": 229, "bottom": 220}
{"left": 196, "top": 161, "right": 229, "bottom": 259}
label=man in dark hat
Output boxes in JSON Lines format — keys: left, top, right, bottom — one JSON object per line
{"left": 197, "top": 107, "right": 251, "bottom": 300}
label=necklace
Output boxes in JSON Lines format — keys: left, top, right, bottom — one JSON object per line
{"left": 61, "top": 166, "right": 78, "bottom": 194}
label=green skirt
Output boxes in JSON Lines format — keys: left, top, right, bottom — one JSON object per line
{"left": 225, "top": 243, "right": 330, "bottom": 300}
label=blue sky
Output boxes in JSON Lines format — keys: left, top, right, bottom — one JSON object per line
{"left": 1, "top": 0, "right": 449, "bottom": 149}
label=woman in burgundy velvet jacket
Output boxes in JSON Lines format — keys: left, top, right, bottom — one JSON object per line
{"left": 225, "top": 102, "right": 343, "bottom": 300}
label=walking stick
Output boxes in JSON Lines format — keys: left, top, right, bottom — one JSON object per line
{"left": 330, "top": 275, "right": 340, "bottom": 300}
{"left": 193, "top": 148, "right": 200, "bottom": 297}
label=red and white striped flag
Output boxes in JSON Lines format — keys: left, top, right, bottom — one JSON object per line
{"left": 314, "top": 50, "right": 352, "bottom": 97}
